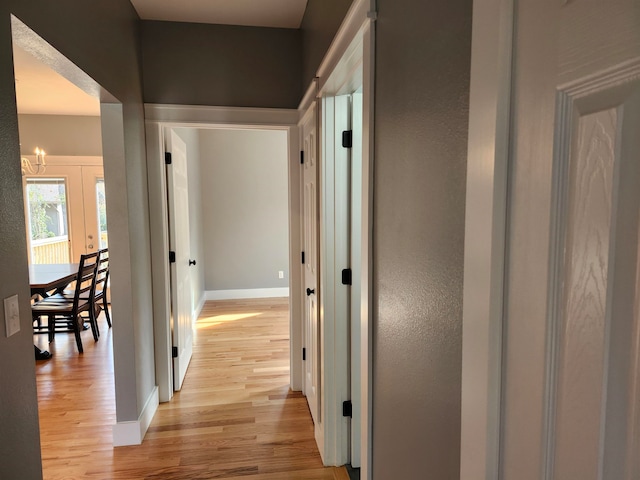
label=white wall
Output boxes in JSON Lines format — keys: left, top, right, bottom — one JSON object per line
{"left": 174, "top": 128, "right": 205, "bottom": 312}
{"left": 199, "top": 128, "right": 289, "bottom": 293}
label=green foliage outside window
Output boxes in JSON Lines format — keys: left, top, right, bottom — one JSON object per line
{"left": 27, "top": 185, "right": 66, "bottom": 240}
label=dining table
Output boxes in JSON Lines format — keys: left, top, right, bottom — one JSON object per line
{"left": 29, "top": 263, "right": 79, "bottom": 298}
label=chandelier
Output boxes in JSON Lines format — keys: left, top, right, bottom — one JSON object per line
{"left": 21, "top": 147, "right": 46, "bottom": 175}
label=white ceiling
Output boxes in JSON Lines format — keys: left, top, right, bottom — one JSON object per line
{"left": 13, "top": 46, "right": 100, "bottom": 116}
{"left": 130, "top": 0, "right": 309, "bottom": 28}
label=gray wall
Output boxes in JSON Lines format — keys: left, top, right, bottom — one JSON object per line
{"left": 174, "top": 128, "right": 205, "bottom": 310}
{"left": 300, "top": 0, "right": 354, "bottom": 89}
{"left": 199, "top": 129, "right": 290, "bottom": 291}
{"left": 0, "top": 2, "right": 153, "bottom": 478}
{"left": 140, "top": 21, "right": 302, "bottom": 109}
{"left": 18, "top": 114, "right": 102, "bottom": 156}
{"left": 371, "top": 0, "right": 472, "bottom": 478}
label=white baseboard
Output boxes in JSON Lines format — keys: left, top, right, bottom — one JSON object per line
{"left": 112, "top": 386, "right": 159, "bottom": 447}
{"left": 205, "top": 288, "right": 290, "bottom": 301}
{"left": 193, "top": 294, "right": 205, "bottom": 323}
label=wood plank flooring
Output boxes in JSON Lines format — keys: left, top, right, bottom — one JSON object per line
{"left": 35, "top": 298, "right": 348, "bottom": 480}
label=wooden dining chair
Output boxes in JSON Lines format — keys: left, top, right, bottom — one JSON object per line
{"left": 49, "top": 248, "right": 111, "bottom": 336}
{"left": 31, "top": 251, "right": 100, "bottom": 353}
{"left": 94, "top": 248, "right": 111, "bottom": 330}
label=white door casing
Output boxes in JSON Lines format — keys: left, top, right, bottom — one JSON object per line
{"left": 166, "top": 129, "right": 194, "bottom": 392}
{"left": 310, "top": 3, "right": 374, "bottom": 467}
{"left": 145, "top": 108, "right": 301, "bottom": 404}
{"left": 302, "top": 103, "right": 321, "bottom": 425}
{"left": 463, "top": 1, "right": 640, "bottom": 478}
{"left": 350, "top": 88, "right": 363, "bottom": 469}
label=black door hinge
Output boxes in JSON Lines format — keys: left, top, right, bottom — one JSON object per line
{"left": 303, "top": 347, "right": 306, "bottom": 361}
{"left": 300, "top": 150, "right": 304, "bottom": 164}
{"left": 341, "top": 268, "right": 352, "bottom": 286}
{"left": 342, "top": 130, "right": 353, "bottom": 149}
{"left": 165, "top": 152, "right": 172, "bottom": 165}
{"left": 169, "top": 251, "right": 176, "bottom": 263}
{"left": 301, "top": 251, "right": 306, "bottom": 264}
{"left": 172, "top": 346, "right": 178, "bottom": 358}
{"left": 343, "top": 400, "right": 352, "bottom": 417}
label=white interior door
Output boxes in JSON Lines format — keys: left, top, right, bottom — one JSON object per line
{"left": 166, "top": 129, "right": 194, "bottom": 391}
{"left": 302, "top": 104, "right": 320, "bottom": 424}
{"left": 501, "top": 2, "right": 640, "bottom": 478}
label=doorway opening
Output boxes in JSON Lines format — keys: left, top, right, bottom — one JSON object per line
{"left": 145, "top": 115, "right": 301, "bottom": 407}
{"left": 10, "top": 14, "right": 125, "bottom": 468}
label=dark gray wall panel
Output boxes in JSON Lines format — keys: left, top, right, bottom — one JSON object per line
{"left": 141, "top": 21, "right": 302, "bottom": 109}
{"left": 372, "top": 0, "right": 472, "bottom": 478}
{"left": 300, "top": 0, "right": 353, "bottom": 89}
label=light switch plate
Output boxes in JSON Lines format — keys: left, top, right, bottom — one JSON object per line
{"left": 4, "top": 294, "right": 20, "bottom": 338}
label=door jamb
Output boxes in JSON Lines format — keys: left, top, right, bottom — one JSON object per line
{"left": 460, "top": 0, "right": 514, "bottom": 478}
{"left": 308, "top": 3, "right": 375, "bottom": 475}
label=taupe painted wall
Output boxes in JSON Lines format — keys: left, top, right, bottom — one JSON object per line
{"left": 140, "top": 21, "right": 302, "bottom": 109}
{"left": 0, "top": 2, "right": 152, "bottom": 478}
{"left": 174, "top": 128, "right": 205, "bottom": 310}
{"left": 18, "top": 114, "right": 102, "bottom": 156}
{"left": 372, "top": 0, "right": 472, "bottom": 478}
{"left": 199, "top": 129, "right": 290, "bottom": 291}
{"left": 300, "top": 0, "right": 354, "bottom": 89}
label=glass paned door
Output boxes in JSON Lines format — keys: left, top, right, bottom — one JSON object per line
{"left": 23, "top": 164, "right": 107, "bottom": 265}
{"left": 96, "top": 178, "right": 108, "bottom": 249}
{"left": 25, "top": 178, "right": 71, "bottom": 264}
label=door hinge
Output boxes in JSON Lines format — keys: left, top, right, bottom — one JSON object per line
{"left": 342, "top": 130, "right": 353, "bottom": 149}
{"left": 302, "top": 347, "right": 306, "bottom": 361}
{"left": 169, "top": 251, "right": 176, "bottom": 263}
{"left": 165, "top": 152, "right": 172, "bottom": 165}
{"left": 172, "top": 346, "right": 178, "bottom": 358}
{"left": 342, "top": 400, "right": 352, "bottom": 417}
{"left": 341, "top": 268, "right": 352, "bottom": 286}
{"left": 301, "top": 251, "right": 305, "bottom": 264}
{"left": 300, "top": 150, "right": 304, "bottom": 164}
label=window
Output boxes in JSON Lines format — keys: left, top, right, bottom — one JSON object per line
{"left": 25, "top": 178, "right": 71, "bottom": 264}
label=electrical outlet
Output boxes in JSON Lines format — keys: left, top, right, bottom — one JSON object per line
{"left": 4, "top": 295, "right": 20, "bottom": 338}
{"left": 278, "top": 270, "right": 284, "bottom": 279}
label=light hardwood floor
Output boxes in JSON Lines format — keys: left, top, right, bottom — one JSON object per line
{"left": 35, "top": 298, "right": 348, "bottom": 480}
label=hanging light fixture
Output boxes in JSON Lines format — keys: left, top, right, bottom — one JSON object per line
{"left": 21, "top": 147, "right": 46, "bottom": 175}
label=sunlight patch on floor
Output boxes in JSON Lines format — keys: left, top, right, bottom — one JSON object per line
{"left": 196, "top": 312, "right": 261, "bottom": 329}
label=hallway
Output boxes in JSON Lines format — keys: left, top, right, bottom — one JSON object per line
{"left": 36, "top": 298, "right": 347, "bottom": 479}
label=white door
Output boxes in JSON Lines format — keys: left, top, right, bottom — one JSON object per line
{"left": 166, "top": 129, "right": 193, "bottom": 391}
{"left": 501, "top": 2, "right": 640, "bottom": 478}
{"left": 302, "top": 104, "right": 320, "bottom": 424}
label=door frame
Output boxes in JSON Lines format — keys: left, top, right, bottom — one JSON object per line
{"left": 301, "top": 0, "right": 375, "bottom": 474}
{"left": 460, "top": 0, "right": 514, "bottom": 478}
{"left": 145, "top": 106, "right": 301, "bottom": 403}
